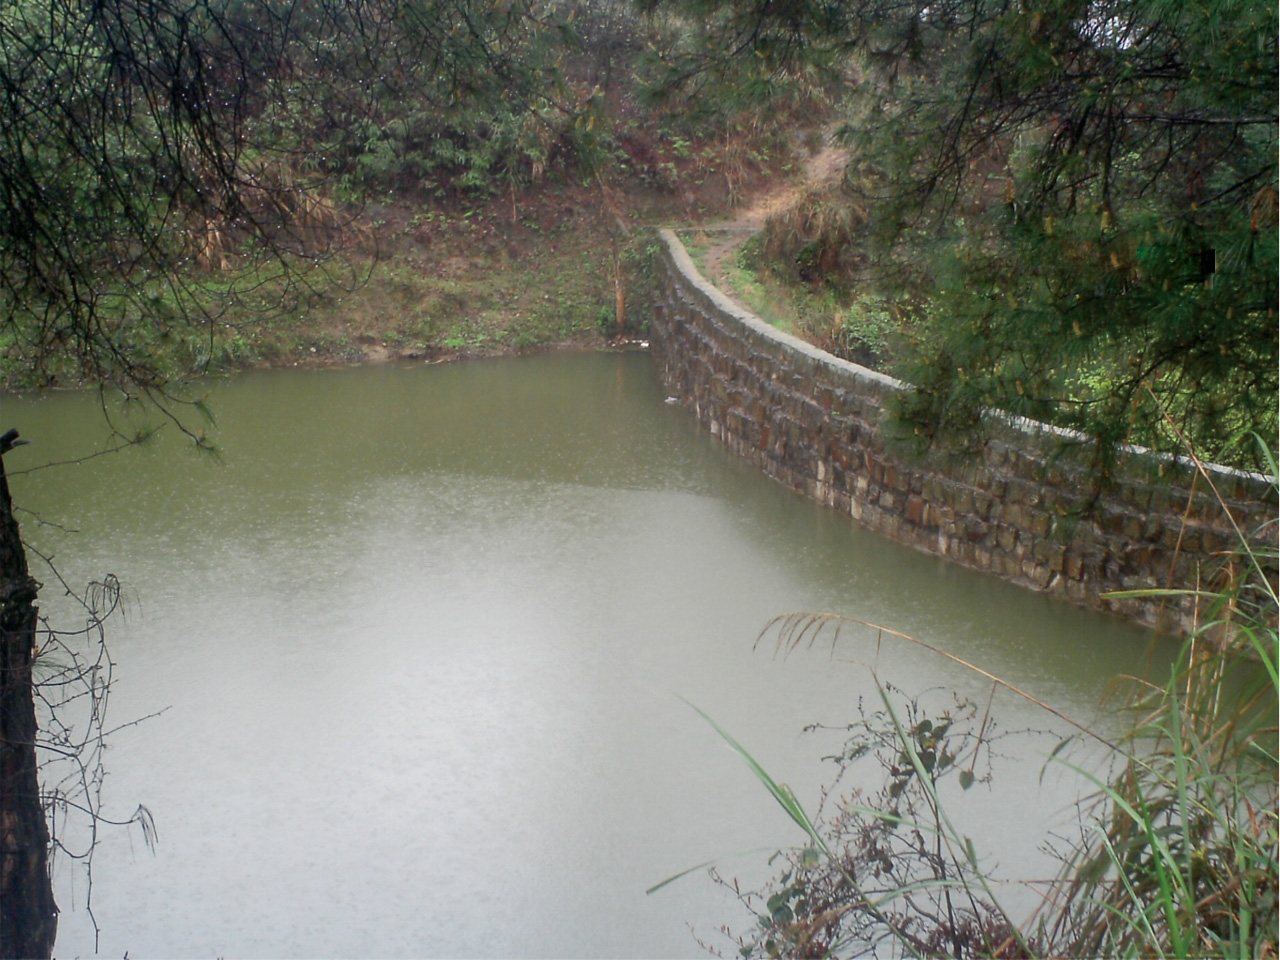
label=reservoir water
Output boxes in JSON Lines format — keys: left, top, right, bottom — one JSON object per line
{"left": 3, "top": 352, "right": 1167, "bottom": 957}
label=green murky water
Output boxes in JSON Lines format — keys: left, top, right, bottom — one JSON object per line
{"left": 2, "top": 352, "right": 1169, "bottom": 957}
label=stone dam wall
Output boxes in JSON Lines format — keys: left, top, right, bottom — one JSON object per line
{"left": 649, "top": 229, "right": 1277, "bottom": 635}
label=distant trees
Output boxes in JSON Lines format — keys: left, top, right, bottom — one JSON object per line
{"left": 8, "top": 0, "right": 1269, "bottom": 452}
{"left": 0, "top": 0, "right": 625, "bottom": 398}
{"left": 0, "top": 0, "right": 332, "bottom": 395}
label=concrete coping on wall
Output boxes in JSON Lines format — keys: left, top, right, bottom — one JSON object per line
{"left": 658, "top": 228, "right": 1276, "bottom": 492}
{"left": 660, "top": 228, "right": 907, "bottom": 394}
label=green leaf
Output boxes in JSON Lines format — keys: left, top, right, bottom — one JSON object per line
{"left": 959, "top": 769, "right": 975, "bottom": 790}
{"left": 644, "top": 858, "right": 718, "bottom": 895}
{"left": 678, "top": 697, "right": 826, "bottom": 852}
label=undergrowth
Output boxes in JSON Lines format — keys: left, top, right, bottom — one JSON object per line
{"left": 684, "top": 229, "right": 905, "bottom": 373}
{"left": 672, "top": 438, "right": 1278, "bottom": 959}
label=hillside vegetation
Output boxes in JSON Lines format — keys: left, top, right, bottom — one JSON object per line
{"left": 3, "top": 1, "right": 1272, "bottom": 471}
{"left": 653, "top": 0, "right": 1277, "bottom": 472}
{"left": 0, "top": 0, "right": 824, "bottom": 402}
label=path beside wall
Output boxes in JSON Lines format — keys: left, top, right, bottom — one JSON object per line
{"left": 650, "top": 229, "right": 1276, "bottom": 635}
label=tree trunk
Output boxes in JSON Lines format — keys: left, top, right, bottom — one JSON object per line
{"left": 613, "top": 241, "right": 626, "bottom": 339}
{"left": 0, "top": 430, "right": 57, "bottom": 959}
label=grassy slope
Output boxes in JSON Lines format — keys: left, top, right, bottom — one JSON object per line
{"left": 228, "top": 126, "right": 804, "bottom": 370}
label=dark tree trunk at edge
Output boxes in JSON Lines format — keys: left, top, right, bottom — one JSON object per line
{"left": 0, "top": 431, "right": 57, "bottom": 959}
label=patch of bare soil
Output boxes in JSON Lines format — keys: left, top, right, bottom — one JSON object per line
{"left": 240, "top": 113, "right": 816, "bottom": 370}
{"left": 701, "top": 130, "right": 847, "bottom": 299}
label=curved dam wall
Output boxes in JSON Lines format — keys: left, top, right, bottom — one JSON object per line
{"left": 650, "top": 229, "right": 1276, "bottom": 634}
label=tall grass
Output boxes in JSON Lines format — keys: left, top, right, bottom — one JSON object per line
{"left": 1036, "top": 518, "right": 1278, "bottom": 957}
{"left": 682, "top": 444, "right": 1277, "bottom": 958}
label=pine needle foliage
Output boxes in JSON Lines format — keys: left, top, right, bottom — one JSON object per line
{"left": 853, "top": 0, "right": 1280, "bottom": 474}
{"left": 647, "top": 0, "right": 1278, "bottom": 472}
{"left": 0, "top": 0, "right": 353, "bottom": 393}
{"left": 0, "top": 0, "right": 617, "bottom": 396}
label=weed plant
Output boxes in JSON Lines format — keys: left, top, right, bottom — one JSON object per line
{"left": 684, "top": 442, "right": 1277, "bottom": 958}
{"left": 1036, "top": 440, "right": 1278, "bottom": 957}
{"left": 717, "top": 235, "right": 903, "bottom": 373}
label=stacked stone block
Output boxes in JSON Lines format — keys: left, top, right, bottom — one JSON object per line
{"left": 650, "top": 230, "right": 1276, "bottom": 635}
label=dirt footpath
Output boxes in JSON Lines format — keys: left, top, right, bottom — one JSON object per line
{"left": 700, "top": 131, "right": 848, "bottom": 293}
